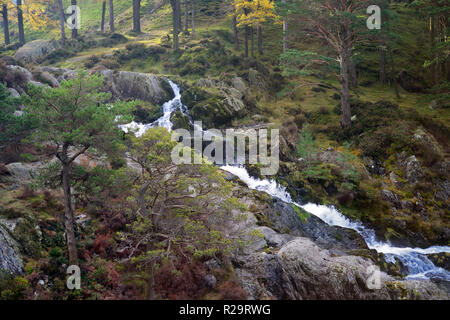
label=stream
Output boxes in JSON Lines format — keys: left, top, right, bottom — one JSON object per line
{"left": 120, "top": 80, "right": 450, "bottom": 282}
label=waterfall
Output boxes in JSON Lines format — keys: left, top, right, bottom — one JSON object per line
{"left": 120, "top": 80, "right": 450, "bottom": 281}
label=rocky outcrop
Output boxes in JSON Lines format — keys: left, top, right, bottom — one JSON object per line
{"left": 228, "top": 183, "right": 449, "bottom": 300}
{"left": 0, "top": 221, "right": 23, "bottom": 275}
{"left": 181, "top": 86, "right": 250, "bottom": 128}
{"left": 0, "top": 162, "right": 42, "bottom": 190}
{"left": 405, "top": 156, "right": 423, "bottom": 184}
{"left": 14, "top": 40, "right": 61, "bottom": 63}
{"left": 99, "top": 70, "right": 173, "bottom": 105}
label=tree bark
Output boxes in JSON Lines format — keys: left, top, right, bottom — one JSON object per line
{"left": 388, "top": 45, "right": 399, "bottom": 98}
{"left": 434, "top": 15, "right": 440, "bottom": 85}
{"left": 184, "top": 0, "right": 189, "bottom": 33}
{"left": 233, "top": 15, "right": 239, "bottom": 50}
{"left": 146, "top": 262, "right": 155, "bottom": 300}
{"left": 62, "top": 160, "right": 78, "bottom": 266}
{"left": 71, "top": 0, "right": 78, "bottom": 39}
{"left": 379, "top": 37, "right": 387, "bottom": 84}
{"left": 170, "top": 0, "right": 180, "bottom": 51}
{"left": 133, "top": 0, "right": 141, "bottom": 33}
{"left": 349, "top": 57, "right": 358, "bottom": 88}
{"left": 176, "top": 0, "right": 182, "bottom": 33}
{"left": 101, "top": 1, "right": 106, "bottom": 32}
{"left": 58, "top": 0, "right": 66, "bottom": 45}
{"left": 339, "top": 46, "right": 352, "bottom": 128}
{"left": 17, "top": 0, "right": 25, "bottom": 44}
{"left": 2, "top": 4, "right": 10, "bottom": 45}
{"left": 282, "top": 0, "right": 287, "bottom": 53}
{"left": 244, "top": 25, "right": 248, "bottom": 58}
{"left": 191, "top": 0, "right": 195, "bottom": 39}
{"left": 109, "top": 0, "right": 115, "bottom": 33}
{"left": 250, "top": 27, "right": 254, "bottom": 58}
{"left": 257, "top": 25, "right": 263, "bottom": 55}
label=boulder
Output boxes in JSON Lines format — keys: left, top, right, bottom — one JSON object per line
{"left": 268, "top": 199, "right": 368, "bottom": 252}
{"left": 0, "top": 222, "right": 23, "bottom": 275}
{"left": 0, "top": 162, "right": 42, "bottom": 189}
{"left": 248, "top": 68, "right": 266, "bottom": 91}
{"left": 381, "top": 189, "right": 401, "bottom": 209}
{"left": 6, "top": 65, "right": 32, "bottom": 83}
{"left": 99, "top": 70, "right": 173, "bottom": 105}
{"left": 405, "top": 156, "right": 423, "bottom": 184}
{"left": 14, "top": 39, "right": 61, "bottom": 63}
{"left": 39, "top": 72, "right": 59, "bottom": 88}
{"left": 7, "top": 88, "right": 20, "bottom": 98}
{"left": 231, "top": 77, "right": 247, "bottom": 94}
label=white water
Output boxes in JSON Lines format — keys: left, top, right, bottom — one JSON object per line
{"left": 120, "top": 80, "right": 450, "bottom": 281}
{"left": 119, "top": 80, "right": 183, "bottom": 135}
{"left": 220, "top": 165, "right": 450, "bottom": 281}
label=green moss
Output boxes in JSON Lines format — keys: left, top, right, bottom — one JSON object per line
{"left": 291, "top": 204, "right": 311, "bottom": 223}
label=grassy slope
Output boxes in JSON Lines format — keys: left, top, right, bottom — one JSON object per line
{"left": 6, "top": 1, "right": 448, "bottom": 244}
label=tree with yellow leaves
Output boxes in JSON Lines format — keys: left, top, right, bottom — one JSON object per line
{"left": 0, "top": 0, "right": 53, "bottom": 45}
{"left": 233, "top": 0, "right": 277, "bottom": 57}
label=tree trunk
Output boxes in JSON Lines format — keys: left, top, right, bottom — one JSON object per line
{"left": 244, "top": 25, "right": 248, "bottom": 58}
{"left": 109, "top": 0, "right": 115, "bottom": 33}
{"left": 17, "top": 0, "right": 25, "bottom": 44}
{"left": 388, "top": 45, "right": 399, "bottom": 98}
{"left": 58, "top": 0, "right": 66, "bottom": 45}
{"left": 146, "top": 262, "right": 155, "bottom": 300}
{"left": 257, "top": 25, "right": 263, "bottom": 55}
{"left": 2, "top": 4, "right": 10, "bottom": 45}
{"left": 176, "top": 0, "right": 182, "bottom": 33}
{"left": 71, "top": 0, "right": 78, "bottom": 39}
{"left": 191, "top": 0, "right": 195, "bottom": 39}
{"left": 282, "top": 0, "right": 287, "bottom": 53}
{"left": 379, "top": 38, "right": 387, "bottom": 84}
{"left": 184, "top": 0, "right": 189, "bottom": 33}
{"left": 101, "top": 1, "right": 106, "bottom": 32}
{"left": 62, "top": 161, "right": 78, "bottom": 266}
{"left": 349, "top": 57, "right": 358, "bottom": 88}
{"left": 170, "top": 0, "right": 179, "bottom": 51}
{"left": 233, "top": 15, "right": 239, "bottom": 50}
{"left": 133, "top": 0, "right": 141, "bottom": 33}
{"left": 339, "top": 47, "right": 351, "bottom": 128}
{"left": 434, "top": 15, "right": 440, "bottom": 85}
{"left": 250, "top": 27, "right": 254, "bottom": 58}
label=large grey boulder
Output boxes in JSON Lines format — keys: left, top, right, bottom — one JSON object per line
{"left": 405, "top": 156, "right": 423, "bottom": 184}
{"left": 0, "top": 221, "right": 23, "bottom": 275}
{"left": 0, "top": 162, "right": 42, "bottom": 190}
{"left": 14, "top": 39, "right": 61, "bottom": 63}
{"left": 6, "top": 65, "right": 32, "bottom": 83}
{"left": 236, "top": 236, "right": 449, "bottom": 300}
{"left": 100, "top": 70, "right": 172, "bottom": 105}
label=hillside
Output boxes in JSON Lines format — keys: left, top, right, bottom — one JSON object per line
{"left": 0, "top": 0, "right": 449, "bottom": 302}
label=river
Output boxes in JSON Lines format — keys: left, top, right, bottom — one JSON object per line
{"left": 120, "top": 79, "right": 450, "bottom": 282}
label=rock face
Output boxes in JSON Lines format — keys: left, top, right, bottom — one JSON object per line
{"left": 181, "top": 85, "right": 250, "bottom": 128}
{"left": 269, "top": 200, "right": 368, "bottom": 252}
{"left": 14, "top": 40, "right": 61, "bottom": 63}
{"left": 0, "top": 162, "right": 41, "bottom": 190}
{"left": 99, "top": 70, "right": 173, "bottom": 105}
{"left": 0, "top": 221, "right": 23, "bottom": 275}
{"left": 229, "top": 184, "right": 449, "bottom": 300}
{"left": 405, "top": 156, "right": 423, "bottom": 184}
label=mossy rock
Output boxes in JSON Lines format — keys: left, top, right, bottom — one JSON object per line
{"left": 171, "top": 110, "right": 191, "bottom": 131}
{"left": 132, "top": 102, "right": 163, "bottom": 124}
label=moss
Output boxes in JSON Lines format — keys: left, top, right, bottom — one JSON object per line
{"left": 291, "top": 204, "right": 311, "bottom": 223}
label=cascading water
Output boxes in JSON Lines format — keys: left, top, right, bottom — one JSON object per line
{"left": 120, "top": 80, "right": 450, "bottom": 282}
{"left": 220, "top": 165, "right": 450, "bottom": 281}
{"left": 119, "top": 80, "right": 182, "bottom": 135}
